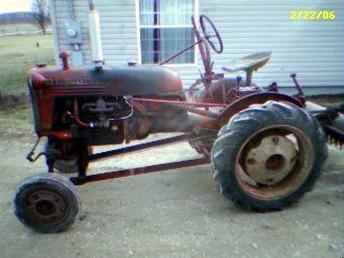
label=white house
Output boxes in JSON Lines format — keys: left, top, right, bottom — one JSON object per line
{"left": 49, "top": 0, "right": 344, "bottom": 95}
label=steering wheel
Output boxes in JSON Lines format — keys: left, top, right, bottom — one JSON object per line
{"left": 200, "top": 15, "right": 224, "bottom": 54}
{"left": 191, "top": 15, "right": 212, "bottom": 75}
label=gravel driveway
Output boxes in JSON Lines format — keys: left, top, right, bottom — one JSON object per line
{"left": 0, "top": 135, "right": 343, "bottom": 258}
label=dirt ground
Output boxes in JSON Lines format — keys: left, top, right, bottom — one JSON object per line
{"left": 0, "top": 131, "right": 342, "bottom": 258}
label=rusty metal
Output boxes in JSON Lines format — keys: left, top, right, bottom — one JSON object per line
{"left": 89, "top": 134, "right": 188, "bottom": 161}
{"left": 70, "top": 133, "right": 208, "bottom": 185}
{"left": 23, "top": 13, "right": 344, "bottom": 213}
{"left": 131, "top": 97, "right": 223, "bottom": 118}
{"left": 177, "top": 105, "right": 219, "bottom": 119}
{"left": 244, "top": 135, "right": 297, "bottom": 186}
{"left": 219, "top": 92, "right": 303, "bottom": 126}
{"left": 73, "top": 100, "right": 93, "bottom": 128}
{"left": 70, "top": 157, "right": 209, "bottom": 185}
{"left": 64, "top": 99, "right": 97, "bottom": 129}
{"left": 123, "top": 120, "right": 130, "bottom": 144}
{"left": 26, "top": 137, "right": 43, "bottom": 162}
{"left": 29, "top": 64, "right": 185, "bottom": 136}
{"left": 47, "top": 131, "right": 73, "bottom": 141}
{"left": 188, "top": 128, "right": 218, "bottom": 156}
{"left": 131, "top": 97, "right": 227, "bottom": 108}
{"left": 323, "top": 125, "right": 344, "bottom": 148}
{"left": 290, "top": 74, "right": 304, "bottom": 97}
{"left": 200, "top": 15, "right": 224, "bottom": 54}
{"left": 159, "top": 39, "right": 204, "bottom": 65}
{"left": 191, "top": 15, "right": 213, "bottom": 77}
{"left": 25, "top": 189, "right": 67, "bottom": 223}
{"left": 305, "top": 101, "right": 344, "bottom": 148}
{"left": 236, "top": 125, "right": 314, "bottom": 200}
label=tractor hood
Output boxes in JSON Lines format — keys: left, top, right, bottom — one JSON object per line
{"left": 29, "top": 65, "right": 183, "bottom": 96}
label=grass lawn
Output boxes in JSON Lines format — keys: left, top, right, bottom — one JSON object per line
{"left": 0, "top": 23, "right": 46, "bottom": 35}
{"left": 0, "top": 105, "right": 33, "bottom": 137}
{"left": 0, "top": 34, "right": 54, "bottom": 95}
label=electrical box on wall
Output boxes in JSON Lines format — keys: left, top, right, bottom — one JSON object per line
{"left": 64, "top": 19, "right": 82, "bottom": 45}
{"left": 64, "top": 19, "right": 83, "bottom": 66}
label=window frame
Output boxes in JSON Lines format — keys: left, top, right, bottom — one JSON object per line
{"left": 135, "top": 0, "right": 199, "bottom": 67}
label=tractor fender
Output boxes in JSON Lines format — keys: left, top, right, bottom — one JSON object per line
{"left": 218, "top": 92, "right": 303, "bottom": 127}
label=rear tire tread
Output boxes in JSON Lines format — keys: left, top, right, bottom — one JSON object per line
{"left": 211, "top": 101, "right": 328, "bottom": 212}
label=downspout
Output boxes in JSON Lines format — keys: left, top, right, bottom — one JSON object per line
{"left": 88, "top": 0, "right": 104, "bottom": 69}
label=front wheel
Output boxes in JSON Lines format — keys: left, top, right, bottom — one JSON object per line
{"left": 14, "top": 173, "right": 80, "bottom": 233}
{"left": 211, "top": 101, "right": 328, "bottom": 211}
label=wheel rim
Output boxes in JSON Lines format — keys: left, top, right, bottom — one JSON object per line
{"left": 235, "top": 125, "right": 314, "bottom": 201}
{"left": 24, "top": 189, "right": 67, "bottom": 224}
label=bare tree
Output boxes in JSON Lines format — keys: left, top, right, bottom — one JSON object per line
{"left": 31, "top": 0, "right": 50, "bottom": 35}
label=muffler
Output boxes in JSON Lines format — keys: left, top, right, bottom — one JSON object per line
{"left": 88, "top": 0, "right": 104, "bottom": 68}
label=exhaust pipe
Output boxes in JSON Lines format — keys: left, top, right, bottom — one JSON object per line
{"left": 88, "top": 0, "right": 104, "bottom": 68}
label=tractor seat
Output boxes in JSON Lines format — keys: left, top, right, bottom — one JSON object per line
{"left": 222, "top": 51, "right": 271, "bottom": 86}
{"left": 222, "top": 52, "right": 271, "bottom": 74}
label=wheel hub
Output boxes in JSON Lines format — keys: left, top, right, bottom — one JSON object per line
{"left": 25, "top": 190, "right": 66, "bottom": 223}
{"left": 244, "top": 135, "right": 297, "bottom": 186}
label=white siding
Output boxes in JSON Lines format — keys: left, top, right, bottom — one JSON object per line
{"left": 51, "top": 0, "right": 344, "bottom": 95}
{"left": 51, "top": 0, "right": 138, "bottom": 65}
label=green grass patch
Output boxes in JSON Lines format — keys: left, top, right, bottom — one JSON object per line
{"left": 0, "top": 23, "right": 44, "bottom": 35}
{"left": 0, "top": 105, "right": 34, "bottom": 138}
{"left": 0, "top": 34, "right": 54, "bottom": 95}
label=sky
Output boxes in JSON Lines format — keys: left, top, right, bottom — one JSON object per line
{"left": 0, "top": 0, "right": 31, "bottom": 14}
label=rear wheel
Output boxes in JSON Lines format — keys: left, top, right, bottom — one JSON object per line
{"left": 211, "top": 101, "right": 328, "bottom": 211}
{"left": 14, "top": 173, "right": 80, "bottom": 233}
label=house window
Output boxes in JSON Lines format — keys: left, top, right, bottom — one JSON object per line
{"left": 139, "top": 0, "right": 195, "bottom": 64}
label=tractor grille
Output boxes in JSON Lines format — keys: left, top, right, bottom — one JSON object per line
{"left": 28, "top": 80, "right": 41, "bottom": 133}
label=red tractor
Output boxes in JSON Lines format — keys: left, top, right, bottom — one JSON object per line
{"left": 14, "top": 14, "right": 344, "bottom": 233}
